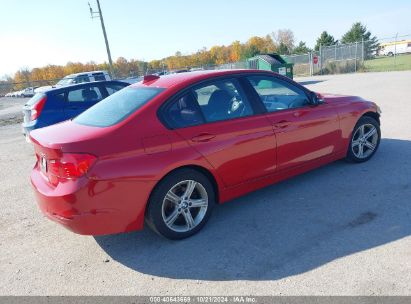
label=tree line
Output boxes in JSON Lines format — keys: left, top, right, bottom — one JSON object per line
{"left": 1, "top": 22, "right": 378, "bottom": 92}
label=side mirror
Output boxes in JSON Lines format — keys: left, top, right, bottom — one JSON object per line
{"left": 309, "top": 91, "right": 324, "bottom": 105}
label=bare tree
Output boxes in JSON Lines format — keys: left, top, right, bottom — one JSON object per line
{"left": 272, "top": 29, "right": 295, "bottom": 54}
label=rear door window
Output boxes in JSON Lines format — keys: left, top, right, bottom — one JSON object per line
{"left": 67, "top": 86, "right": 104, "bottom": 103}
{"left": 162, "top": 93, "right": 205, "bottom": 129}
{"left": 193, "top": 79, "right": 253, "bottom": 123}
{"left": 74, "top": 87, "right": 164, "bottom": 127}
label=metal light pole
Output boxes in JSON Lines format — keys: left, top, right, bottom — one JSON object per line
{"left": 88, "top": 0, "right": 115, "bottom": 77}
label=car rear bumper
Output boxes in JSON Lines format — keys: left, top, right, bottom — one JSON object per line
{"left": 31, "top": 168, "right": 155, "bottom": 235}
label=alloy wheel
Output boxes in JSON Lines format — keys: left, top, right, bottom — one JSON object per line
{"left": 351, "top": 123, "right": 379, "bottom": 159}
{"left": 161, "top": 180, "right": 208, "bottom": 233}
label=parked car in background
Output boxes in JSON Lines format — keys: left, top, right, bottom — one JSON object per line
{"left": 22, "top": 80, "right": 128, "bottom": 137}
{"left": 16, "top": 90, "right": 25, "bottom": 98}
{"left": 34, "top": 70, "right": 111, "bottom": 94}
{"left": 169, "top": 69, "right": 190, "bottom": 74}
{"left": 22, "top": 87, "right": 35, "bottom": 97}
{"left": 29, "top": 70, "right": 381, "bottom": 240}
{"left": 122, "top": 76, "right": 144, "bottom": 84}
{"left": 57, "top": 70, "right": 111, "bottom": 85}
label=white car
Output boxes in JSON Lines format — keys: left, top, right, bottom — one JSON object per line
{"left": 16, "top": 90, "right": 25, "bottom": 98}
{"left": 22, "top": 87, "right": 35, "bottom": 97}
{"left": 57, "top": 70, "right": 111, "bottom": 85}
{"left": 121, "top": 76, "right": 143, "bottom": 84}
{"left": 34, "top": 70, "right": 111, "bottom": 94}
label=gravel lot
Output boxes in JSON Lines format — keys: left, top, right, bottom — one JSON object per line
{"left": 0, "top": 97, "right": 26, "bottom": 126}
{"left": 0, "top": 71, "right": 410, "bottom": 296}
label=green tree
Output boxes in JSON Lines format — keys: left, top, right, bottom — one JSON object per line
{"left": 315, "top": 31, "right": 336, "bottom": 51}
{"left": 293, "top": 41, "right": 311, "bottom": 54}
{"left": 277, "top": 42, "right": 291, "bottom": 55}
{"left": 341, "top": 22, "right": 379, "bottom": 58}
{"left": 242, "top": 44, "right": 260, "bottom": 58}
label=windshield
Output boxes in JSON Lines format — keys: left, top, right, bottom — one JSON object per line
{"left": 74, "top": 87, "right": 165, "bottom": 127}
{"left": 56, "top": 76, "right": 73, "bottom": 86}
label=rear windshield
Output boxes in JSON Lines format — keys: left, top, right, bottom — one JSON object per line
{"left": 73, "top": 87, "right": 165, "bottom": 127}
{"left": 26, "top": 93, "right": 45, "bottom": 106}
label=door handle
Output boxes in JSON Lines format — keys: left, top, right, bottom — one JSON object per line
{"left": 293, "top": 110, "right": 308, "bottom": 117}
{"left": 191, "top": 133, "right": 216, "bottom": 143}
{"left": 273, "top": 120, "right": 290, "bottom": 129}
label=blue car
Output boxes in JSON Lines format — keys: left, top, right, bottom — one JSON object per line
{"left": 22, "top": 80, "right": 129, "bottom": 136}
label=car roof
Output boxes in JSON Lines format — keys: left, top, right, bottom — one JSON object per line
{"left": 132, "top": 69, "right": 274, "bottom": 89}
{"left": 43, "top": 80, "right": 128, "bottom": 94}
{"left": 64, "top": 70, "right": 108, "bottom": 77}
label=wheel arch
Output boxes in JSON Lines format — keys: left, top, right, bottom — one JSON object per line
{"left": 145, "top": 164, "right": 221, "bottom": 218}
{"left": 177, "top": 164, "right": 220, "bottom": 204}
{"left": 361, "top": 111, "right": 380, "bottom": 125}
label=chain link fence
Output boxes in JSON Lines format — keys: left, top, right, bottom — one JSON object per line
{"left": 283, "top": 35, "right": 411, "bottom": 77}
{"left": 282, "top": 41, "right": 367, "bottom": 77}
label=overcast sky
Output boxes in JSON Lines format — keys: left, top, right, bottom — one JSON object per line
{"left": 1, "top": 0, "right": 410, "bottom": 77}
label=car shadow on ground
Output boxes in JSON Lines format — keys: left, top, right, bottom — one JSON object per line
{"left": 95, "top": 138, "right": 411, "bottom": 281}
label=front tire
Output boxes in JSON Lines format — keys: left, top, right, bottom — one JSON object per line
{"left": 146, "top": 168, "right": 215, "bottom": 240}
{"left": 346, "top": 116, "right": 381, "bottom": 163}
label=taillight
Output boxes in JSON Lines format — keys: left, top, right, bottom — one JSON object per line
{"left": 46, "top": 153, "right": 96, "bottom": 184}
{"left": 30, "top": 96, "right": 47, "bottom": 121}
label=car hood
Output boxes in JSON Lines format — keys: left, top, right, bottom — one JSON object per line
{"left": 319, "top": 93, "right": 367, "bottom": 104}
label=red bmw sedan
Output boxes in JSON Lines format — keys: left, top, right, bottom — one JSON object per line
{"left": 29, "top": 70, "right": 381, "bottom": 239}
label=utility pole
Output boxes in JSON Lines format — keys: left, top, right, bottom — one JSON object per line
{"left": 394, "top": 33, "right": 398, "bottom": 67}
{"left": 88, "top": 0, "right": 115, "bottom": 78}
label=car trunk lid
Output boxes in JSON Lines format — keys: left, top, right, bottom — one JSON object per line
{"left": 29, "top": 120, "right": 106, "bottom": 151}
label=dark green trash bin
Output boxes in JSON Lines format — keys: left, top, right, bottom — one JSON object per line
{"left": 247, "top": 53, "right": 294, "bottom": 79}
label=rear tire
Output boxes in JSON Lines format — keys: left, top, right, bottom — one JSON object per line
{"left": 145, "top": 168, "right": 215, "bottom": 240}
{"left": 346, "top": 116, "right": 381, "bottom": 163}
